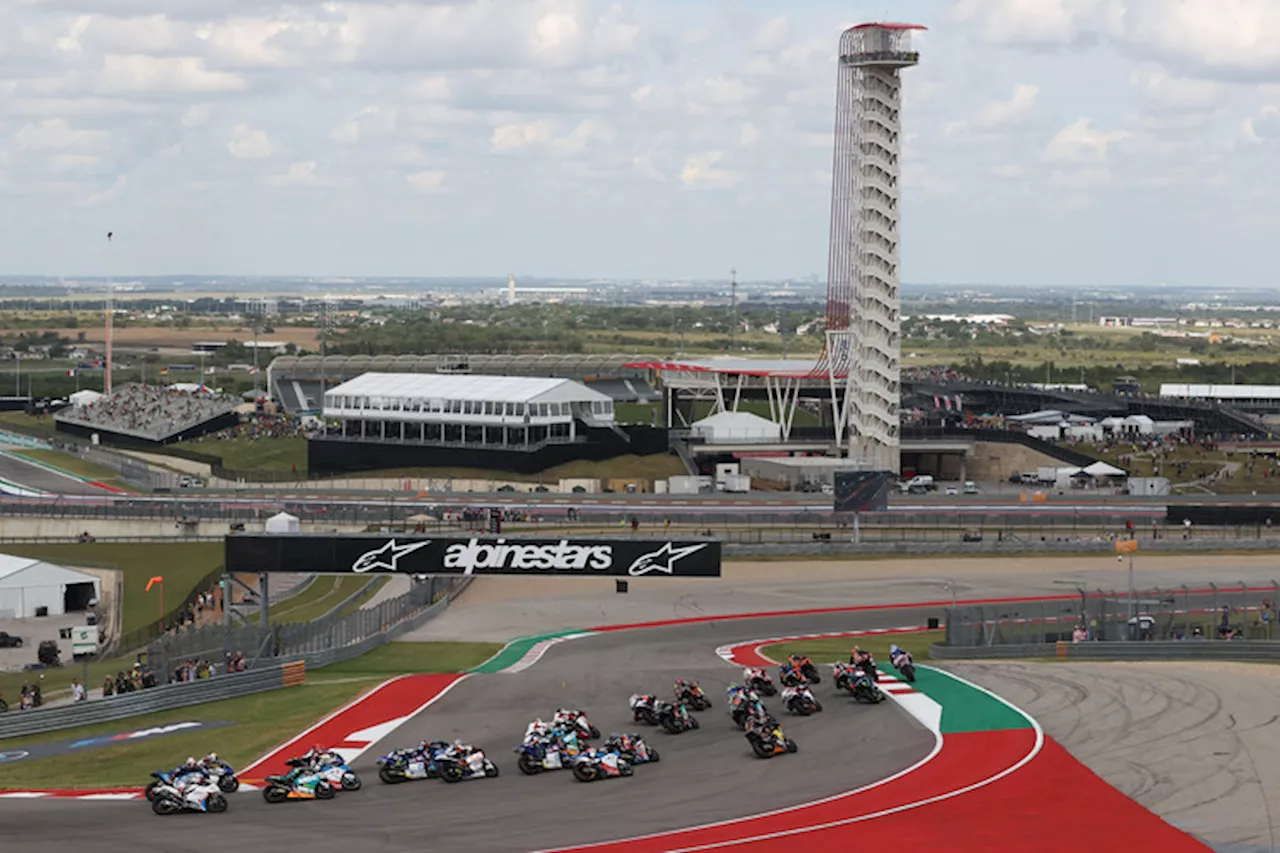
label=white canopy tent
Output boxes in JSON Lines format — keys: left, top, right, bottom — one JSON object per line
{"left": 690, "top": 411, "right": 783, "bottom": 444}
{"left": 69, "top": 389, "right": 103, "bottom": 408}
{"left": 0, "top": 554, "right": 100, "bottom": 618}
{"left": 264, "top": 512, "right": 301, "bottom": 533}
{"left": 1083, "top": 460, "right": 1127, "bottom": 478}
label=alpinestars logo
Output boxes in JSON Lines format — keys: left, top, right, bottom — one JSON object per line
{"left": 444, "top": 539, "right": 612, "bottom": 574}
{"left": 626, "top": 542, "right": 709, "bottom": 577}
{"left": 352, "top": 539, "right": 430, "bottom": 573}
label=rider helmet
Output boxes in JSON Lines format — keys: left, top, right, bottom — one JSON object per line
{"left": 890, "top": 644, "right": 900, "bottom": 655}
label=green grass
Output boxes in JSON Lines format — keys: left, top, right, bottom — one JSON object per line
{"left": 761, "top": 630, "right": 945, "bottom": 667}
{"left": 0, "top": 542, "right": 223, "bottom": 636}
{"left": 0, "top": 640, "right": 501, "bottom": 789}
{"left": 334, "top": 577, "right": 387, "bottom": 618}
{"left": 0, "top": 410, "right": 57, "bottom": 437}
{"left": 272, "top": 577, "right": 369, "bottom": 624}
{"left": 170, "top": 435, "right": 307, "bottom": 474}
{"left": 14, "top": 448, "right": 139, "bottom": 491}
{"left": 316, "top": 452, "right": 689, "bottom": 484}
{"left": 316, "top": 642, "right": 503, "bottom": 678}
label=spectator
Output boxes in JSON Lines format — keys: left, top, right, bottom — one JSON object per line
{"left": 71, "top": 678, "right": 86, "bottom": 702}
{"left": 102, "top": 676, "right": 114, "bottom": 698}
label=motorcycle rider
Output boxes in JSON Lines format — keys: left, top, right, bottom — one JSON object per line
{"left": 850, "top": 646, "right": 879, "bottom": 682}
{"left": 300, "top": 744, "right": 344, "bottom": 771}
{"left": 168, "top": 757, "right": 212, "bottom": 802}
{"left": 889, "top": 644, "right": 913, "bottom": 670}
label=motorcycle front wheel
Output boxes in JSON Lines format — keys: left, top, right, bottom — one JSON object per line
{"left": 379, "top": 766, "right": 406, "bottom": 784}
{"left": 441, "top": 765, "right": 465, "bottom": 784}
{"left": 484, "top": 762, "right": 500, "bottom": 778}
{"left": 589, "top": 726, "right": 601, "bottom": 739}
{"left": 218, "top": 775, "right": 239, "bottom": 794}
{"left": 751, "top": 740, "right": 774, "bottom": 759}
{"left": 341, "top": 772, "right": 362, "bottom": 791}
{"left": 207, "top": 794, "right": 228, "bottom": 814}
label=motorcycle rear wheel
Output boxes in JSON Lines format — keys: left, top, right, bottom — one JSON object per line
{"left": 151, "top": 797, "right": 181, "bottom": 816}
{"left": 262, "top": 786, "right": 289, "bottom": 804}
{"left": 517, "top": 754, "right": 542, "bottom": 776}
{"left": 379, "top": 767, "right": 406, "bottom": 784}
{"left": 441, "top": 765, "right": 465, "bottom": 784}
{"left": 751, "top": 740, "right": 774, "bottom": 759}
{"left": 315, "top": 781, "right": 336, "bottom": 799}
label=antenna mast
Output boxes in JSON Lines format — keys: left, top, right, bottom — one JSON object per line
{"left": 104, "top": 231, "right": 115, "bottom": 394}
{"left": 729, "top": 268, "right": 738, "bottom": 351}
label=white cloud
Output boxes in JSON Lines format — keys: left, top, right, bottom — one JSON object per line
{"left": 1128, "top": 65, "right": 1225, "bottom": 113}
{"left": 1239, "top": 105, "right": 1280, "bottom": 144}
{"left": 227, "top": 122, "right": 273, "bottom": 159}
{"left": 632, "top": 153, "right": 664, "bottom": 182}
{"left": 680, "top": 151, "right": 740, "bottom": 189}
{"left": 552, "top": 119, "right": 613, "bottom": 155}
{"left": 751, "top": 17, "right": 792, "bottom": 53}
{"left": 181, "top": 103, "right": 213, "bottom": 127}
{"left": 950, "top": 0, "right": 1113, "bottom": 48}
{"left": 98, "top": 54, "right": 248, "bottom": 94}
{"left": 739, "top": 122, "right": 761, "bottom": 147}
{"left": 946, "top": 83, "right": 1040, "bottom": 136}
{"left": 14, "top": 118, "right": 109, "bottom": 152}
{"left": 405, "top": 170, "right": 445, "bottom": 192}
{"left": 1042, "top": 118, "right": 1131, "bottom": 162}
{"left": 329, "top": 106, "right": 396, "bottom": 145}
{"left": 491, "top": 119, "right": 554, "bottom": 152}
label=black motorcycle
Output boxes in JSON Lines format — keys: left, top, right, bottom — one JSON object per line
{"left": 656, "top": 700, "right": 700, "bottom": 734}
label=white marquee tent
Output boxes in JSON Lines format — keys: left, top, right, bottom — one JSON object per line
{"left": 690, "top": 411, "right": 783, "bottom": 444}
{"left": 69, "top": 389, "right": 103, "bottom": 408}
{"left": 0, "top": 554, "right": 100, "bottom": 619}
{"left": 264, "top": 512, "right": 301, "bottom": 533}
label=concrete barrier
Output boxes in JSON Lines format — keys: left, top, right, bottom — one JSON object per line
{"left": 929, "top": 640, "right": 1280, "bottom": 662}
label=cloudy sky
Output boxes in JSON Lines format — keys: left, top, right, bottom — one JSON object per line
{"left": 1, "top": 0, "right": 1277, "bottom": 287}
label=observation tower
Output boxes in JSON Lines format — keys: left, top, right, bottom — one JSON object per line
{"left": 818, "top": 22, "right": 923, "bottom": 472}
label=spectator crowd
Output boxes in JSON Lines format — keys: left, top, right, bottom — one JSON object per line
{"left": 58, "top": 383, "right": 238, "bottom": 441}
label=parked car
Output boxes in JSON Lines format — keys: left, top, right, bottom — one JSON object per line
{"left": 0, "top": 632, "right": 23, "bottom": 649}
{"left": 944, "top": 486, "right": 959, "bottom": 496}
{"left": 963, "top": 481, "right": 980, "bottom": 495}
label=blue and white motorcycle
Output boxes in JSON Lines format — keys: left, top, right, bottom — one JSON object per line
{"left": 377, "top": 742, "right": 450, "bottom": 784}
{"left": 150, "top": 777, "right": 228, "bottom": 816}
{"left": 436, "top": 744, "right": 499, "bottom": 783}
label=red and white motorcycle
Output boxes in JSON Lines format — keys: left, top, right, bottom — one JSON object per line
{"left": 781, "top": 683, "right": 823, "bottom": 716}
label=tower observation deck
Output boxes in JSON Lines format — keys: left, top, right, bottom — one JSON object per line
{"left": 818, "top": 22, "right": 923, "bottom": 473}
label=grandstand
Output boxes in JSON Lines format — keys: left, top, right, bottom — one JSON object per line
{"left": 309, "top": 372, "right": 667, "bottom": 475}
{"left": 54, "top": 383, "right": 239, "bottom": 446}
{"left": 267, "top": 354, "right": 655, "bottom": 415}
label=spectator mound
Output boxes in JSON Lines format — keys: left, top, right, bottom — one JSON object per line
{"left": 54, "top": 383, "right": 239, "bottom": 446}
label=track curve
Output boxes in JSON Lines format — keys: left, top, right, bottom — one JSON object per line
{"left": 0, "top": 609, "right": 939, "bottom": 853}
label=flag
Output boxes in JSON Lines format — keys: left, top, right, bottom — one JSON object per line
{"left": 248, "top": 366, "right": 259, "bottom": 374}
{"left": 933, "top": 395, "right": 941, "bottom": 409}
{"left": 159, "top": 368, "right": 169, "bottom": 376}
{"left": 954, "top": 394, "right": 963, "bottom": 410}
{"left": 943, "top": 396, "right": 952, "bottom": 411}
{"left": 66, "top": 369, "right": 76, "bottom": 377}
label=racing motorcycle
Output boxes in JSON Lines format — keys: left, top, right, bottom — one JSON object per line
{"left": 202, "top": 758, "right": 239, "bottom": 793}
{"left": 747, "top": 712, "right": 793, "bottom": 758}
{"left": 603, "top": 733, "right": 660, "bottom": 766}
{"left": 778, "top": 664, "right": 807, "bottom": 688}
{"left": 377, "top": 743, "right": 450, "bottom": 784}
{"left": 890, "top": 648, "right": 917, "bottom": 683}
{"left": 743, "top": 667, "right": 778, "bottom": 697}
{"left": 288, "top": 755, "right": 363, "bottom": 792}
{"left": 629, "top": 693, "right": 659, "bottom": 726}
{"left": 514, "top": 726, "right": 581, "bottom": 776}
{"left": 436, "top": 745, "right": 500, "bottom": 783}
{"left": 832, "top": 662, "right": 885, "bottom": 704}
{"left": 552, "top": 708, "right": 601, "bottom": 740}
{"left": 745, "top": 715, "right": 798, "bottom": 760}
{"left": 781, "top": 683, "right": 823, "bottom": 716}
{"left": 728, "top": 688, "right": 769, "bottom": 730}
{"left": 655, "top": 699, "right": 700, "bottom": 734}
{"left": 571, "top": 748, "right": 633, "bottom": 782}
{"left": 788, "top": 655, "right": 822, "bottom": 684}
{"left": 262, "top": 768, "right": 335, "bottom": 803}
{"left": 150, "top": 778, "right": 228, "bottom": 816}
{"left": 674, "top": 679, "right": 711, "bottom": 711}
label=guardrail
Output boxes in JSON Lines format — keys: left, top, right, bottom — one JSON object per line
{"left": 0, "top": 664, "right": 290, "bottom": 739}
{"left": 721, "top": 537, "right": 1280, "bottom": 558}
{"left": 930, "top": 640, "right": 1280, "bottom": 662}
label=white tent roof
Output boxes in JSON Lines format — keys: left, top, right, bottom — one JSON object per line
{"left": 265, "top": 511, "right": 301, "bottom": 533}
{"left": 0, "top": 554, "right": 99, "bottom": 587}
{"left": 1083, "top": 460, "right": 1127, "bottom": 477}
{"left": 1124, "top": 414, "right": 1154, "bottom": 425}
{"left": 69, "top": 389, "right": 103, "bottom": 407}
{"left": 325, "top": 372, "right": 612, "bottom": 406}
{"left": 690, "top": 411, "right": 782, "bottom": 442}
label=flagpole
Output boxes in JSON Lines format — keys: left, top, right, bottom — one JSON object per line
{"left": 104, "top": 231, "right": 114, "bottom": 396}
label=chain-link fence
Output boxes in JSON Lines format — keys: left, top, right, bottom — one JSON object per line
{"left": 945, "top": 581, "right": 1280, "bottom": 645}
{"left": 145, "top": 576, "right": 463, "bottom": 681}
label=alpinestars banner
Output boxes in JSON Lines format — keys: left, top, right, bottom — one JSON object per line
{"left": 226, "top": 535, "right": 721, "bottom": 578}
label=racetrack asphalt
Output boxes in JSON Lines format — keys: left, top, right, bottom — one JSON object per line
{"left": 0, "top": 610, "right": 935, "bottom": 853}
{"left": 0, "top": 452, "right": 107, "bottom": 496}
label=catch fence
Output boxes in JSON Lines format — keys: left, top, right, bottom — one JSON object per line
{"left": 943, "top": 581, "right": 1280, "bottom": 646}
{"left": 145, "top": 576, "right": 466, "bottom": 677}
